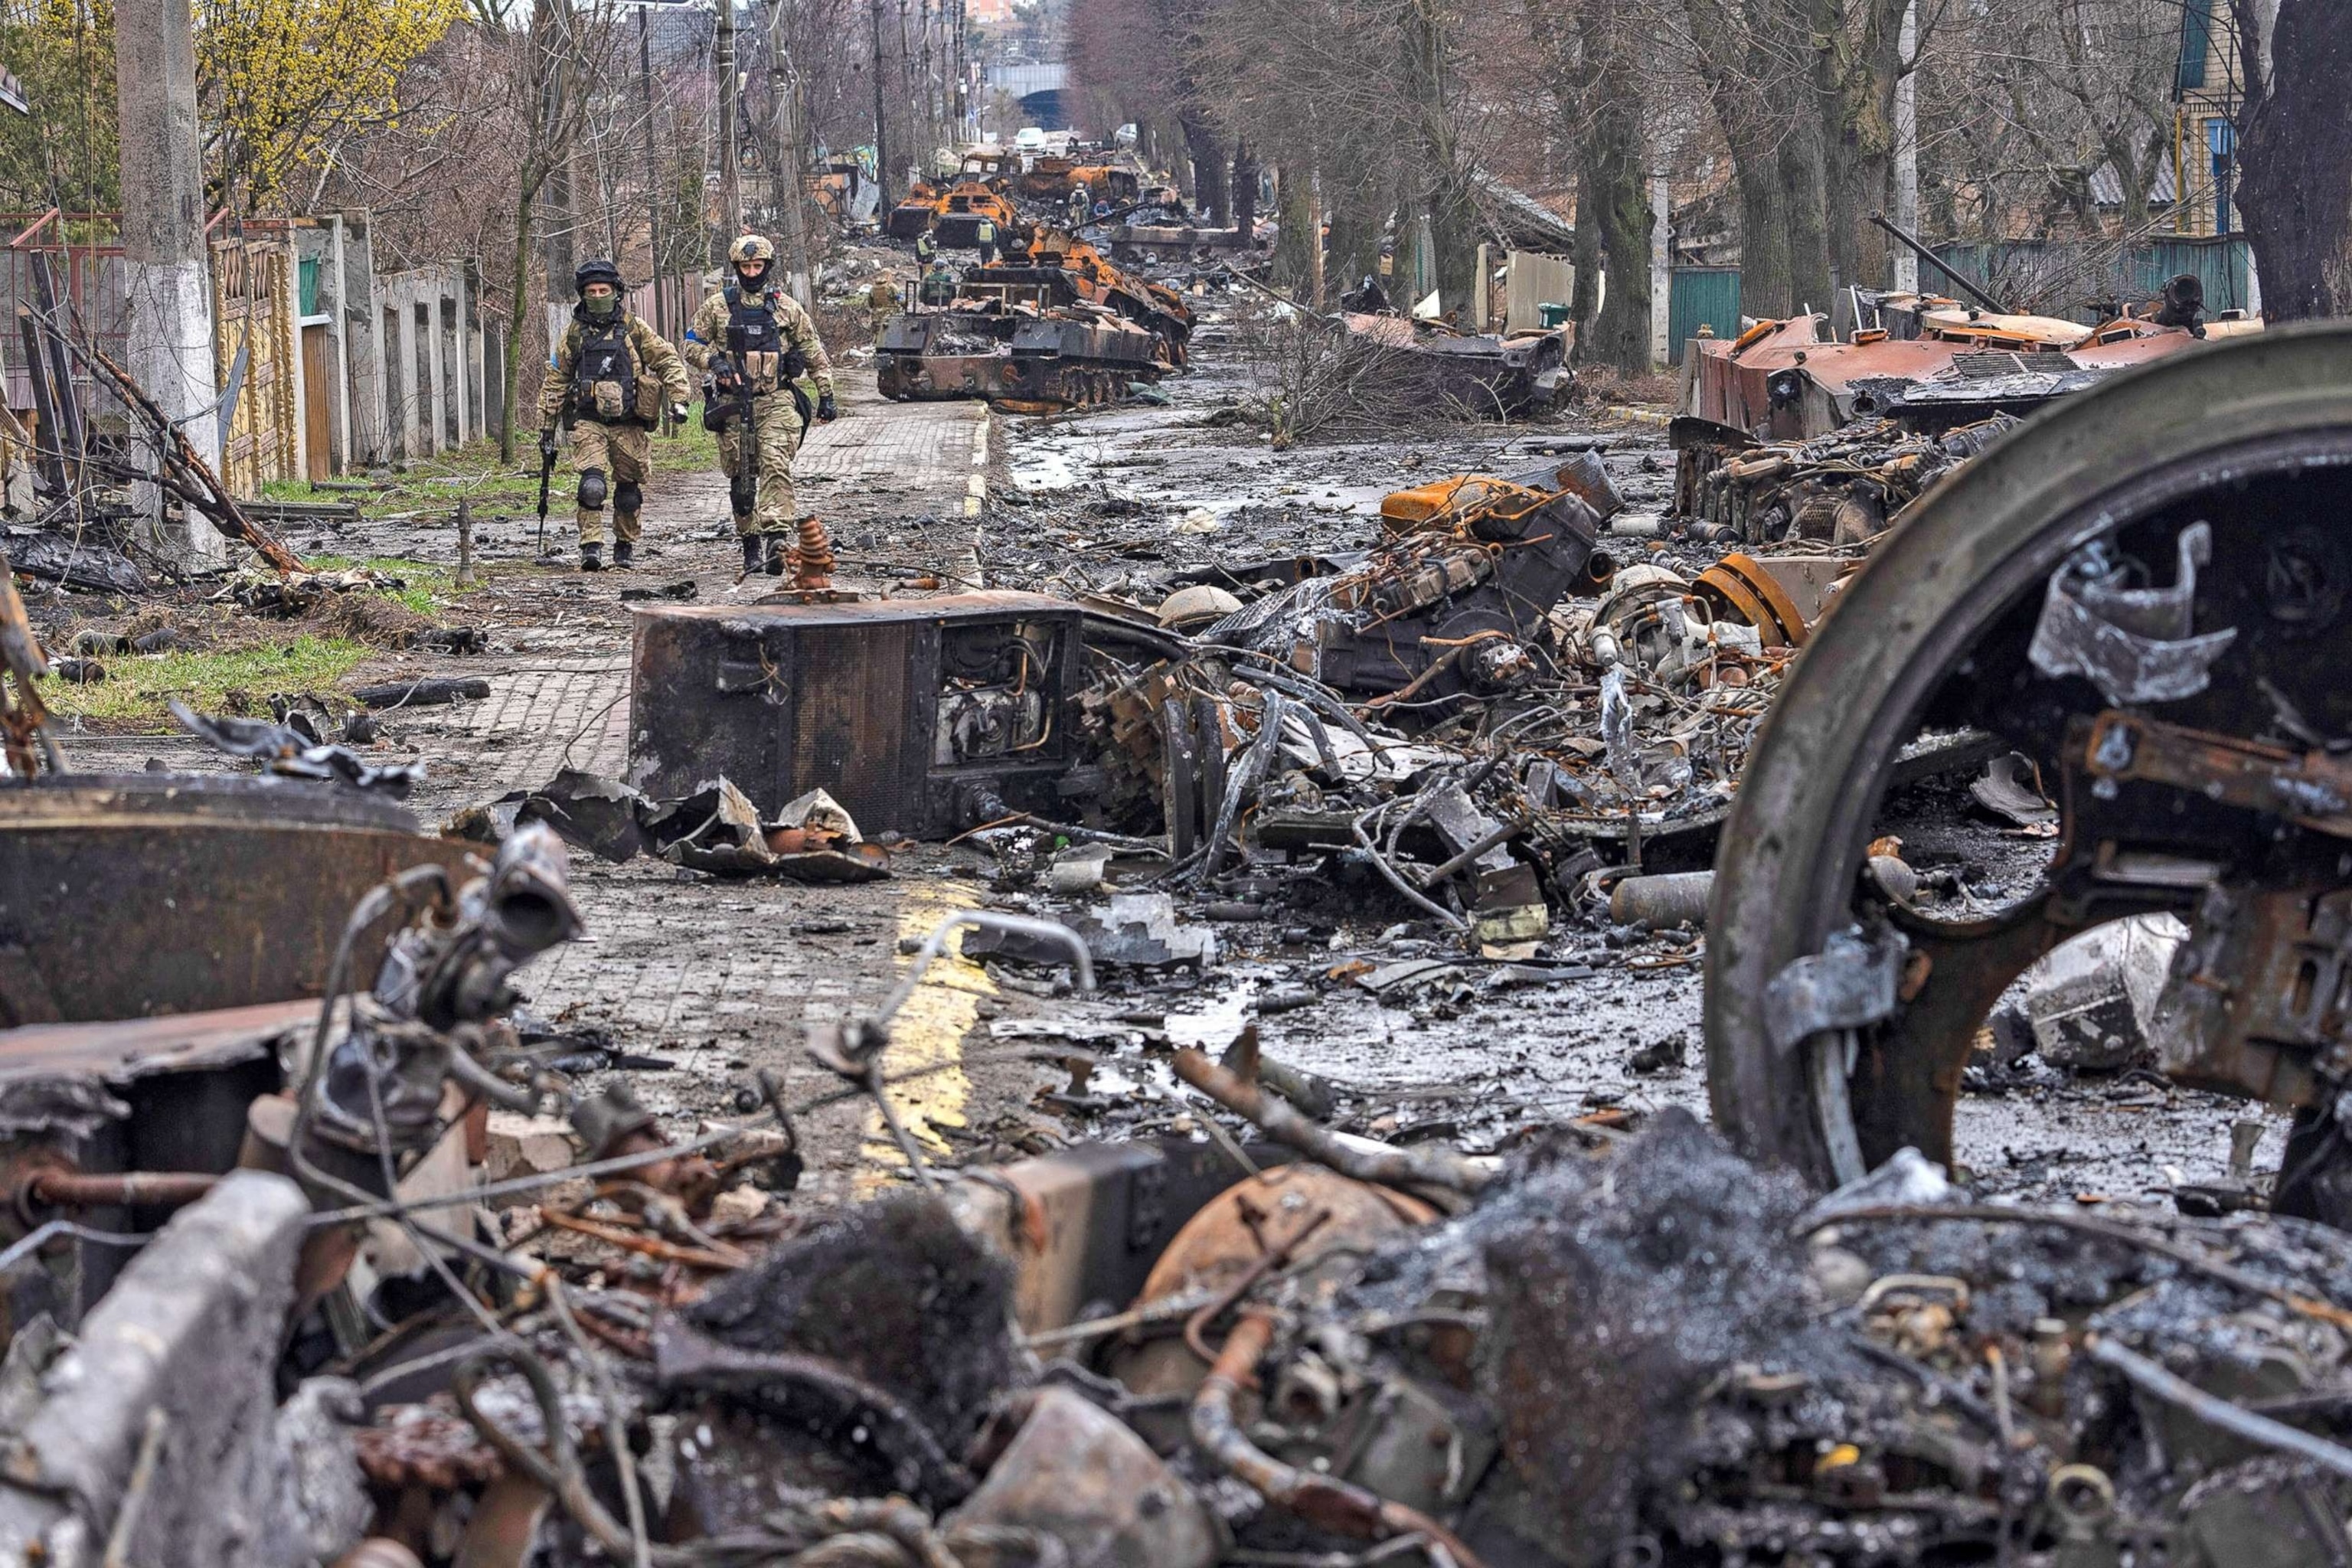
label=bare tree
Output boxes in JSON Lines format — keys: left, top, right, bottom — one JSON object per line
{"left": 2232, "top": 0, "right": 2352, "bottom": 319}
{"left": 469, "top": 0, "right": 614, "bottom": 464}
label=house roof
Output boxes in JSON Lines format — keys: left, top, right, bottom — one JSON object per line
{"left": 2090, "top": 155, "right": 2178, "bottom": 208}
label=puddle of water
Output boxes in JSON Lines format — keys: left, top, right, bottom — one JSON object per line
{"left": 1162, "top": 981, "right": 1256, "bottom": 1050}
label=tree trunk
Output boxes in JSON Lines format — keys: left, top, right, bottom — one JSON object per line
{"left": 1232, "top": 140, "right": 1258, "bottom": 237}
{"left": 1570, "top": 164, "right": 1603, "bottom": 354}
{"left": 2234, "top": 0, "right": 2352, "bottom": 321}
{"left": 1779, "top": 119, "right": 1835, "bottom": 318}
{"left": 1402, "top": 0, "right": 1478, "bottom": 315}
{"left": 1179, "top": 107, "right": 1227, "bottom": 224}
{"left": 1579, "top": 0, "right": 1653, "bottom": 371}
{"left": 1735, "top": 159, "right": 1791, "bottom": 320}
{"left": 1324, "top": 169, "right": 1384, "bottom": 296}
{"left": 1814, "top": 0, "right": 1906, "bottom": 298}
{"left": 501, "top": 165, "right": 544, "bottom": 468}
{"left": 1273, "top": 162, "right": 1314, "bottom": 292}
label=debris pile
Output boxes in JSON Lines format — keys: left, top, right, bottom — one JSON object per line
{"left": 1672, "top": 412, "right": 2018, "bottom": 545}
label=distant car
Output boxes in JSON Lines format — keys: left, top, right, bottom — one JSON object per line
{"left": 1014, "top": 126, "right": 1046, "bottom": 151}
{"left": 1114, "top": 123, "right": 1138, "bottom": 147}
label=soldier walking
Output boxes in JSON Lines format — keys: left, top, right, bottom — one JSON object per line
{"left": 537, "top": 258, "right": 690, "bottom": 572}
{"left": 684, "top": 236, "right": 840, "bottom": 577}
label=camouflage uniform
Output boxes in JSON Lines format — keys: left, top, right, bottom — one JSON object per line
{"left": 867, "top": 276, "right": 900, "bottom": 345}
{"left": 537, "top": 306, "right": 690, "bottom": 546}
{"left": 684, "top": 279, "right": 837, "bottom": 538}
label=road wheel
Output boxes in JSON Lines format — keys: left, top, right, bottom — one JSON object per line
{"left": 1705, "top": 325, "right": 2352, "bottom": 1187}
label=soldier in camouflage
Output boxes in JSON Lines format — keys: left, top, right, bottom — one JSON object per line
{"left": 683, "top": 235, "right": 839, "bottom": 577}
{"left": 537, "top": 258, "right": 691, "bottom": 571}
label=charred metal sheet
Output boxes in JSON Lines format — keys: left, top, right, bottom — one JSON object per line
{"left": 942, "top": 1137, "right": 1292, "bottom": 1332}
{"left": 0, "top": 998, "right": 318, "bottom": 1122}
{"left": 2028, "top": 523, "right": 2236, "bottom": 704}
{"left": 1763, "top": 924, "right": 1907, "bottom": 1056}
{"left": 0, "top": 775, "right": 473, "bottom": 1024}
{"left": 0, "top": 1172, "right": 366, "bottom": 1568}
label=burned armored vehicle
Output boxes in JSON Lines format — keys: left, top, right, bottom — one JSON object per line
{"left": 877, "top": 232, "right": 1193, "bottom": 411}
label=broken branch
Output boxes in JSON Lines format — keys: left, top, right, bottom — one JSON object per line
{"left": 1171, "top": 1045, "right": 1492, "bottom": 1195}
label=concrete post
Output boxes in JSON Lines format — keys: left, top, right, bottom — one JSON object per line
{"left": 113, "top": 0, "right": 225, "bottom": 567}
{"left": 423, "top": 280, "right": 447, "bottom": 456}
{"left": 327, "top": 216, "right": 353, "bottom": 474}
{"left": 1648, "top": 175, "right": 1671, "bottom": 370}
{"left": 1893, "top": 0, "right": 1920, "bottom": 292}
{"left": 283, "top": 229, "right": 308, "bottom": 482}
{"left": 342, "top": 211, "right": 385, "bottom": 469}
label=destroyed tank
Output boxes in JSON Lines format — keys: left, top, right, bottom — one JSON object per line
{"left": 878, "top": 232, "right": 1194, "bottom": 411}
{"left": 931, "top": 178, "right": 1019, "bottom": 249}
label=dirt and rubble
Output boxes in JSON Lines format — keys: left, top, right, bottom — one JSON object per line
{"left": 0, "top": 193, "right": 2343, "bottom": 1564}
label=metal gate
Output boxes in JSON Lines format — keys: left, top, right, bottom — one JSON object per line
{"left": 211, "top": 236, "right": 297, "bottom": 496}
{"left": 1668, "top": 267, "right": 1743, "bottom": 360}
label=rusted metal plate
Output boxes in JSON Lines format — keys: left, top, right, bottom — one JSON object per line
{"left": 0, "top": 775, "right": 474, "bottom": 1024}
{"left": 0, "top": 997, "right": 322, "bottom": 1088}
{"left": 628, "top": 593, "right": 1085, "bottom": 838}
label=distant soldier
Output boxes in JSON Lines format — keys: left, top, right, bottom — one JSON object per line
{"left": 867, "top": 274, "right": 900, "bottom": 344}
{"left": 918, "top": 260, "right": 959, "bottom": 308}
{"left": 537, "top": 258, "right": 690, "bottom": 572}
{"left": 683, "top": 236, "right": 839, "bottom": 577}
{"left": 913, "top": 228, "right": 939, "bottom": 266}
{"left": 1067, "top": 182, "right": 1090, "bottom": 228}
{"left": 974, "top": 215, "right": 999, "bottom": 266}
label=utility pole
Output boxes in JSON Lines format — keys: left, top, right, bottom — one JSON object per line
{"left": 113, "top": 0, "right": 224, "bottom": 567}
{"left": 952, "top": 0, "right": 966, "bottom": 143}
{"left": 766, "top": 0, "right": 815, "bottom": 306}
{"left": 639, "top": 9, "right": 666, "bottom": 335}
{"left": 897, "top": 0, "right": 916, "bottom": 192}
{"left": 1892, "top": 0, "right": 1919, "bottom": 292}
{"left": 917, "top": 0, "right": 937, "bottom": 162}
{"left": 868, "top": 0, "right": 891, "bottom": 208}
{"left": 542, "top": 1, "right": 580, "bottom": 356}
{"left": 717, "top": 0, "right": 743, "bottom": 247}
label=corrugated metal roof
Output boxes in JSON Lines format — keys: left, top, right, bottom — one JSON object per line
{"left": 2090, "top": 155, "right": 2178, "bottom": 207}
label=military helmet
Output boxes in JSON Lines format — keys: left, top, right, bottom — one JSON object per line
{"left": 728, "top": 235, "right": 777, "bottom": 267}
{"left": 574, "top": 256, "right": 623, "bottom": 294}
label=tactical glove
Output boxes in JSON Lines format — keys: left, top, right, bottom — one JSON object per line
{"left": 537, "top": 428, "right": 557, "bottom": 463}
{"left": 816, "top": 394, "right": 838, "bottom": 422}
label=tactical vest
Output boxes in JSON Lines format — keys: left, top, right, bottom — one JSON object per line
{"left": 724, "top": 283, "right": 807, "bottom": 394}
{"left": 571, "top": 316, "right": 642, "bottom": 424}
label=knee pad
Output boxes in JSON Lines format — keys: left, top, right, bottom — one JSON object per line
{"left": 613, "top": 479, "right": 642, "bottom": 516}
{"left": 730, "top": 479, "right": 756, "bottom": 518}
{"left": 577, "top": 467, "right": 608, "bottom": 510}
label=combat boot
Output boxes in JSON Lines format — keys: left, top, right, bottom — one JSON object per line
{"left": 765, "top": 534, "right": 787, "bottom": 576}
{"left": 612, "top": 538, "right": 634, "bottom": 569}
{"left": 580, "top": 543, "right": 603, "bottom": 572}
{"left": 741, "top": 535, "right": 763, "bottom": 575}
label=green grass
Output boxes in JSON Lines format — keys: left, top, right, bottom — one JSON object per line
{"left": 300, "top": 554, "right": 472, "bottom": 616}
{"left": 39, "top": 635, "right": 371, "bottom": 727}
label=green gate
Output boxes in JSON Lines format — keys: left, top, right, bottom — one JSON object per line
{"left": 1669, "top": 267, "right": 1743, "bottom": 359}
